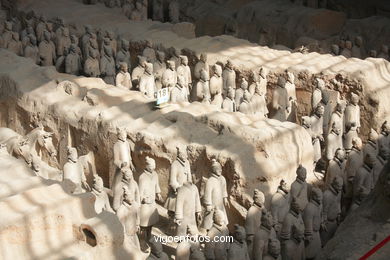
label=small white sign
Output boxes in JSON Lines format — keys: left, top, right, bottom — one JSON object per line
{"left": 156, "top": 88, "right": 170, "bottom": 105}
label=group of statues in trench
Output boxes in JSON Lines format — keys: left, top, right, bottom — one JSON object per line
{"left": 1, "top": 9, "right": 390, "bottom": 260}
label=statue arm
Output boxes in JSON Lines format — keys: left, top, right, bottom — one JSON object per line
{"left": 175, "top": 189, "right": 183, "bottom": 220}
{"left": 280, "top": 216, "right": 292, "bottom": 240}
{"left": 203, "top": 180, "right": 212, "bottom": 209}
{"left": 135, "top": 184, "right": 141, "bottom": 206}
{"left": 303, "top": 209, "right": 313, "bottom": 238}
{"left": 169, "top": 165, "right": 180, "bottom": 191}
{"left": 195, "top": 187, "right": 202, "bottom": 213}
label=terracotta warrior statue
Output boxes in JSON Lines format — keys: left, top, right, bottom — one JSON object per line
{"left": 117, "top": 186, "right": 141, "bottom": 249}
{"left": 24, "top": 35, "right": 39, "bottom": 64}
{"left": 235, "top": 78, "right": 249, "bottom": 110}
{"left": 353, "top": 153, "right": 374, "bottom": 202}
{"left": 113, "top": 128, "right": 134, "bottom": 170}
{"left": 84, "top": 49, "right": 100, "bottom": 77}
{"left": 372, "top": 143, "right": 389, "bottom": 189}
{"left": 7, "top": 32, "right": 23, "bottom": 56}
{"left": 321, "top": 176, "right": 343, "bottom": 245}
{"left": 290, "top": 165, "right": 309, "bottom": 212}
{"left": 351, "top": 36, "right": 364, "bottom": 59}
{"left": 249, "top": 67, "right": 268, "bottom": 97}
{"left": 209, "top": 64, "right": 224, "bottom": 107}
{"left": 312, "top": 78, "right": 325, "bottom": 111}
{"left": 92, "top": 175, "right": 114, "bottom": 214}
{"left": 203, "top": 159, "right": 229, "bottom": 229}
{"left": 171, "top": 48, "right": 182, "bottom": 70}
{"left": 344, "top": 93, "right": 360, "bottom": 132}
{"left": 116, "top": 62, "right": 132, "bottom": 90}
{"left": 153, "top": 51, "right": 167, "bottom": 90}
{"left": 139, "top": 62, "right": 156, "bottom": 98}
{"left": 325, "top": 148, "right": 346, "bottom": 188}
{"left": 139, "top": 156, "right": 162, "bottom": 240}
{"left": 113, "top": 163, "right": 140, "bottom": 212}
{"left": 194, "top": 53, "right": 209, "bottom": 83}
{"left": 100, "top": 45, "right": 116, "bottom": 85}
{"left": 165, "top": 146, "right": 192, "bottom": 230}
{"left": 252, "top": 211, "right": 277, "bottom": 260}
{"left": 263, "top": 239, "right": 281, "bottom": 260}
{"left": 238, "top": 91, "right": 253, "bottom": 115}
{"left": 285, "top": 71, "right": 297, "bottom": 122}
{"left": 131, "top": 55, "right": 147, "bottom": 88}
{"left": 280, "top": 198, "right": 305, "bottom": 260}
{"left": 310, "top": 105, "right": 324, "bottom": 165}
{"left": 147, "top": 236, "right": 169, "bottom": 260}
{"left": 251, "top": 83, "right": 268, "bottom": 118}
{"left": 65, "top": 44, "right": 82, "bottom": 75}
{"left": 175, "top": 182, "right": 202, "bottom": 236}
{"left": 228, "top": 225, "right": 250, "bottom": 260}
{"left": 162, "top": 60, "right": 177, "bottom": 89}
{"left": 39, "top": 30, "right": 56, "bottom": 66}
{"left": 63, "top": 147, "right": 89, "bottom": 193}
{"left": 344, "top": 137, "right": 363, "bottom": 212}
{"left": 177, "top": 55, "right": 192, "bottom": 96}
{"left": 194, "top": 69, "right": 211, "bottom": 103}
{"left": 343, "top": 122, "right": 359, "bottom": 153}
{"left": 143, "top": 40, "right": 156, "bottom": 63}
{"left": 303, "top": 187, "right": 322, "bottom": 260}
{"left": 152, "top": 0, "right": 164, "bottom": 21}
{"left": 245, "top": 189, "right": 265, "bottom": 255}
{"left": 204, "top": 210, "right": 229, "bottom": 260}
{"left": 168, "top": 0, "right": 180, "bottom": 23}
{"left": 271, "top": 179, "right": 290, "bottom": 235}
{"left": 272, "top": 77, "right": 290, "bottom": 122}
{"left": 170, "top": 74, "right": 189, "bottom": 103}
{"left": 363, "top": 128, "right": 379, "bottom": 160}
{"left": 222, "top": 87, "right": 236, "bottom": 112}
{"left": 325, "top": 123, "right": 343, "bottom": 162}
{"left": 378, "top": 121, "right": 390, "bottom": 150}
{"left": 222, "top": 60, "right": 236, "bottom": 96}
{"left": 116, "top": 39, "right": 131, "bottom": 72}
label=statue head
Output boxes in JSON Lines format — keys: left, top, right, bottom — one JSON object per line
{"left": 145, "top": 62, "right": 153, "bottom": 74}
{"left": 381, "top": 121, "right": 390, "bottom": 135}
{"left": 200, "top": 69, "right": 208, "bottom": 81}
{"left": 286, "top": 71, "right": 294, "bottom": 84}
{"left": 137, "top": 56, "right": 147, "bottom": 68}
{"left": 315, "top": 104, "right": 325, "bottom": 117}
{"left": 93, "top": 175, "right": 104, "bottom": 193}
{"left": 311, "top": 187, "right": 322, "bottom": 204}
{"left": 122, "top": 166, "right": 133, "bottom": 181}
{"left": 352, "top": 137, "right": 363, "bottom": 150}
{"left": 90, "top": 49, "right": 99, "bottom": 59}
{"left": 213, "top": 209, "right": 225, "bottom": 226}
{"left": 227, "top": 87, "right": 235, "bottom": 99}
{"left": 67, "top": 147, "right": 78, "bottom": 162}
{"left": 157, "top": 51, "right": 165, "bottom": 62}
{"left": 259, "top": 67, "right": 267, "bottom": 79}
{"left": 121, "top": 39, "right": 129, "bottom": 50}
{"left": 117, "top": 128, "right": 127, "bottom": 141}
{"left": 355, "top": 36, "right": 363, "bottom": 47}
{"left": 331, "top": 123, "right": 341, "bottom": 135}
{"left": 214, "top": 64, "right": 222, "bottom": 77}
{"left": 200, "top": 53, "right": 207, "bottom": 63}
{"left": 5, "top": 21, "right": 12, "bottom": 31}
{"left": 167, "top": 60, "right": 175, "bottom": 70}
{"left": 173, "top": 48, "right": 181, "bottom": 57}
{"left": 63, "top": 27, "right": 69, "bottom": 37}
{"left": 369, "top": 50, "right": 377, "bottom": 58}
{"left": 277, "top": 76, "right": 286, "bottom": 88}
{"left": 149, "top": 237, "right": 163, "bottom": 257}
{"left": 243, "top": 90, "right": 251, "bottom": 102}
{"left": 253, "top": 189, "right": 265, "bottom": 207}
{"left": 261, "top": 210, "right": 273, "bottom": 229}
{"left": 315, "top": 78, "right": 325, "bottom": 90}
{"left": 119, "top": 62, "right": 128, "bottom": 73}
{"left": 335, "top": 148, "right": 346, "bottom": 162}
{"left": 85, "top": 25, "right": 92, "bottom": 34}
{"left": 345, "top": 41, "right": 353, "bottom": 50}
{"left": 145, "top": 156, "right": 156, "bottom": 172}
{"left": 107, "top": 30, "right": 115, "bottom": 40}
{"left": 176, "top": 145, "right": 187, "bottom": 161}
{"left": 296, "top": 165, "right": 307, "bottom": 182}
{"left": 331, "top": 44, "right": 339, "bottom": 55}
{"left": 225, "top": 60, "right": 233, "bottom": 70}
{"left": 369, "top": 128, "right": 379, "bottom": 142}
{"left": 240, "top": 78, "right": 248, "bottom": 90}
{"left": 233, "top": 224, "right": 246, "bottom": 243}
{"left": 180, "top": 55, "right": 188, "bottom": 66}
{"left": 27, "top": 25, "right": 34, "bottom": 34}
{"left": 43, "top": 30, "right": 51, "bottom": 41}
{"left": 351, "top": 93, "right": 359, "bottom": 105}
{"left": 211, "top": 159, "right": 222, "bottom": 176}
{"left": 331, "top": 176, "right": 343, "bottom": 193}
{"left": 302, "top": 116, "right": 311, "bottom": 128}
{"left": 71, "top": 34, "right": 78, "bottom": 44}
{"left": 279, "top": 179, "right": 288, "bottom": 193}
{"left": 335, "top": 102, "right": 344, "bottom": 113}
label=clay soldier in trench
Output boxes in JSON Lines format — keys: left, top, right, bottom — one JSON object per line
{"left": 343, "top": 137, "right": 363, "bottom": 212}
{"left": 378, "top": 121, "right": 390, "bottom": 150}
{"left": 194, "top": 53, "right": 209, "bottom": 84}
{"left": 153, "top": 51, "right": 167, "bottom": 90}
{"left": 235, "top": 78, "right": 249, "bottom": 110}
{"left": 117, "top": 186, "right": 141, "bottom": 249}
{"left": 174, "top": 181, "right": 202, "bottom": 236}
{"left": 113, "top": 128, "right": 135, "bottom": 172}
{"left": 113, "top": 163, "right": 140, "bottom": 212}
{"left": 100, "top": 45, "right": 116, "bottom": 85}
{"left": 311, "top": 78, "right": 325, "bottom": 113}
{"left": 363, "top": 128, "right": 379, "bottom": 160}
{"left": 239, "top": 91, "right": 253, "bottom": 115}
{"left": 272, "top": 77, "right": 290, "bottom": 122}
{"left": 169, "top": 0, "right": 180, "bottom": 23}
{"left": 253, "top": 211, "right": 277, "bottom": 260}
{"left": 91, "top": 174, "right": 114, "bottom": 214}
{"left": 251, "top": 82, "right": 269, "bottom": 118}
{"left": 132, "top": 55, "right": 147, "bottom": 89}
{"left": 245, "top": 189, "right": 265, "bottom": 258}
{"left": 56, "top": 27, "right": 71, "bottom": 57}
{"left": 204, "top": 209, "right": 229, "bottom": 260}
{"left": 65, "top": 44, "right": 82, "bottom": 75}
{"left": 116, "top": 39, "right": 131, "bottom": 72}
{"left": 325, "top": 148, "right": 346, "bottom": 188}
{"left": 170, "top": 48, "right": 181, "bottom": 70}
{"left": 325, "top": 123, "right": 343, "bottom": 162}
{"left": 177, "top": 55, "right": 192, "bottom": 96}
{"left": 63, "top": 147, "right": 90, "bottom": 194}
{"left": 222, "top": 87, "right": 236, "bottom": 112}
{"left": 280, "top": 198, "right": 305, "bottom": 260}
{"left": 203, "top": 159, "right": 229, "bottom": 230}
{"left": 271, "top": 179, "right": 290, "bottom": 235}
{"left": 290, "top": 165, "right": 309, "bottom": 213}
{"left": 139, "top": 62, "right": 156, "bottom": 98}
{"left": 321, "top": 176, "right": 343, "bottom": 246}
{"left": 309, "top": 105, "right": 324, "bottom": 165}
{"left": 194, "top": 69, "right": 211, "bottom": 103}
{"left": 7, "top": 32, "right": 23, "bottom": 56}
{"left": 142, "top": 40, "right": 156, "bottom": 63}
{"left": 228, "top": 225, "right": 250, "bottom": 260}
{"left": 84, "top": 49, "right": 101, "bottom": 78}
{"left": 170, "top": 74, "right": 189, "bottom": 103}
{"left": 344, "top": 93, "right": 361, "bottom": 132}
{"left": 343, "top": 122, "right": 359, "bottom": 153}
{"left": 162, "top": 60, "right": 178, "bottom": 90}
{"left": 152, "top": 0, "right": 164, "bottom": 21}
{"left": 116, "top": 62, "right": 132, "bottom": 90}
{"left": 249, "top": 67, "right": 268, "bottom": 97}
{"left": 303, "top": 187, "right": 322, "bottom": 260}
{"left": 222, "top": 60, "right": 236, "bottom": 97}
{"left": 39, "top": 30, "right": 56, "bottom": 66}
{"left": 372, "top": 143, "right": 389, "bottom": 189}
{"left": 35, "top": 15, "right": 47, "bottom": 43}
{"left": 24, "top": 35, "right": 39, "bottom": 64}
{"left": 285, "top": 71, "right": 297, "bottom": 122}
{"left": 209, "top": 64, "right": 223, "bottom": 106}
{"left": 81, "top": 25, "right": 94, "bottom": 60}
{"left": 165, "top": 146, "right": 192, "bottom": 231}
{"left": 2, "top": 21, "right": 13, "bottom": 48}
{"left": 139, "top": 156, "right": 162, "bottom": 241}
